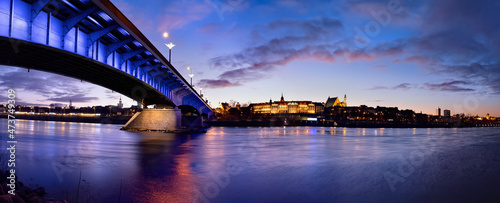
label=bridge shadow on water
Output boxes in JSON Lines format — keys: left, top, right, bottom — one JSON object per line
{"left": 126, "top": 131, "right": 207, "bottom": 202}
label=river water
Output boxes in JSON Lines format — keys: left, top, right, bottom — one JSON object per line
{"left": 1, "top": 119, "right": 499, "bottom": 202}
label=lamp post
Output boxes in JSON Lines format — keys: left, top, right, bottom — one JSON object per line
{"left": 163, "top": 32, "right": 175, "bottom": 63}
{"left": 187, "top": 66, "right": 194, "bottom": 87}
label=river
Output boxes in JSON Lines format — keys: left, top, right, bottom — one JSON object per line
{"left": 1, "top": 119, "right": 499, "bottom": 202}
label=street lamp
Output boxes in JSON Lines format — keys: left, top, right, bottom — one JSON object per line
{"left": 163, "top": 32, "right": 175, "bottom": 63}
{"left": 187, "top": 66, "right": 194, "bottom": 87}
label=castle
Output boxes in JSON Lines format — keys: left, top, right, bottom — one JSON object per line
{"left": 249, "top": 94, "right": 347, "bottom": 115}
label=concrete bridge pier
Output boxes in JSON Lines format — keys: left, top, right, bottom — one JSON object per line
{"left": 122, "top": 106, "right": 181, "bottom": 131}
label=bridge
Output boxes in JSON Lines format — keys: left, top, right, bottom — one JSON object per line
{"left": 0, "top": 0, "right": 212, "bottom": 130}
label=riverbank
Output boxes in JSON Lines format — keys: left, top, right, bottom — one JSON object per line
{"left": 205, "top": 119, "right": 500, "bottom": 128}
{"left": 0, "top": 114, "right": 130, "bottom": 124}
{"left": 0, "top": 170, "right": 65, "bottom": 202}
{"left": 2, "top": 115, "right": 498, "bottom": 128}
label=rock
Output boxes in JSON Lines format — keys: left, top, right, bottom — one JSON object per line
{"left": 0, "top": 194, "right": 13, "bottom": 203}
{"left": 11, "top": 194, "right": 25, "bottom": 203}
{"left": 1, "top": 183, "right": 9, "bottom": 194}
{"left": 33, "top": 187, "right": 46, "bottom": 197}
{"left": 27, "top": 195, "right": 44, "bottom": 203}
{"left": 0, "top": 184, "right": 5, "bottom": 195}
{"left": 15, "top": 188, "right": 26, "bottom": 197}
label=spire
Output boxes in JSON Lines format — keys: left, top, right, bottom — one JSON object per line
{"left": 117, "top": 96, "right": 124, "bottom": 108}
{"left": 280, "top": 93, "right": 284, "bottom": 102}
{"left": 343, "top": 94, "right": 347, "bottom": 107}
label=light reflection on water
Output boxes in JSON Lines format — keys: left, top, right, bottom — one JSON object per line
{"left": 1, "top": 119, "right": 499, "bottom": 202}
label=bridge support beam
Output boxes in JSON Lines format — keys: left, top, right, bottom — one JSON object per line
{"left": 122, "top": 108, "right": 180, "bottom": 131}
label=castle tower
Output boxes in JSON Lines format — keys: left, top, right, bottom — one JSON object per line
{"left": 343, "top": 94, "right": 347, "bottom": 107}
{"left": 118, "top": 96, "right": 124, "bottom": 108}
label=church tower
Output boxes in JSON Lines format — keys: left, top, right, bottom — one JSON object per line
{"left": 343, "top": 94, "right": 347, "bottom": 107}
{"left": 118, "top": 96, "right": 124, "bottom": 108}
{"left": 280, "top": 93, "right": 285, "bottom": 102}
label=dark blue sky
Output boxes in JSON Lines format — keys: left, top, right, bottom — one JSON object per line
{"left": 1, "top": 0, "right": 499, "bottom": 116}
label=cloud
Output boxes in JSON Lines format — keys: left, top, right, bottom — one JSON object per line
{"left": 196, "top": 22, "right": 219, "bottom": 33}
{"left": 197, "top": 79, "right": 240, "bottom": 88}
{"left": 370, "top": 82, "right": 415, "bottom": 90}
{"left": 197, "top": 0, "right": 500, "bottom": 96}
{"left": 370, "top": 65, "right": 387, "bottom": 69}
{"left": 156, "top": 0, "right": 214, "bottom": 31}
{"left": 371, "top": 80, "right": 476, "bottom": 93}
{"left": 394, "top": 83, "right": 413, "bottom": 90}
{"left": 424, "top": 80, "right": 475, "bottom": 92}
{"left": 436, "top": 63, "right": 500, "bottom": 94}
{"left": 0, "top": 67, "right": 99, "bottom": 104}
{"left": 204, "top": 17, "right": 344, "bottom": 87}
{"left": 46, "top": 93, "right": 99, "bottom": 103}
{"left": 353, "top": 0, "right": 500, "bottom": 95}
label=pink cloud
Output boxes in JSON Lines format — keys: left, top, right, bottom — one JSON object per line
{"left": 198, "top": 79, "right": 240, "bottom": 88}
{"left": 156, "top": 0, "right": 213, "bottom": 31}
{"left": 371, "top": 65, "right": 388, "bottom": 69}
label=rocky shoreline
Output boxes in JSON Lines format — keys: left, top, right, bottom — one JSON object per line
{"left": 0, "top": 170, "right": 65, "bottom": 203}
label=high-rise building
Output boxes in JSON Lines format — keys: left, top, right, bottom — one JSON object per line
{"left": 444, "top": 109, "right": 451, "bottom": 117}
{"left": 436, "top": 107, "right": 441, "bottom": 116}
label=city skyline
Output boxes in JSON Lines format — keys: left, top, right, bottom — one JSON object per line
{"left": 0, "top": 0, "right": 499, "bottom": 116}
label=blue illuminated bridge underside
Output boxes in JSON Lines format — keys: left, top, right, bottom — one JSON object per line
{"left": 0, "top": 0, "right": 212, "bottom": 115}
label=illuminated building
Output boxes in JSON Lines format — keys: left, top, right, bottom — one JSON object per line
{"left": 117, "top": 97, "right": 124, "bottom": 108}
{"left": 249, "top": 94, "right": 324, "bottom": 115}
{"left": 325, "top": 95, "right": 347, "bottom": 108}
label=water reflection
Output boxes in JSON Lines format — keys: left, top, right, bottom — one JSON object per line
{"left": 1, "top": 119, "right": 499, "bottom": 202}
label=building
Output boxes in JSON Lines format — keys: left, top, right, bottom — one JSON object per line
{"left": 249, "top": 94, "right": 324, "bottom": 115}
{"left": 117, "top": 97, "right": 124, "bottom": 108}
{"left": 436, "top": 107, "right": 441, "bottom": 117}
{"left": 325, "top": 95, "right": 347, "bottom": 108}
{"left": 444, "top": 109, "right": 451, "bottom": 117}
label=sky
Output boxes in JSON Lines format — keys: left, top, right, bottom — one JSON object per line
{"left": 1, "top": 0, "right": 499, "bottom": 116}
